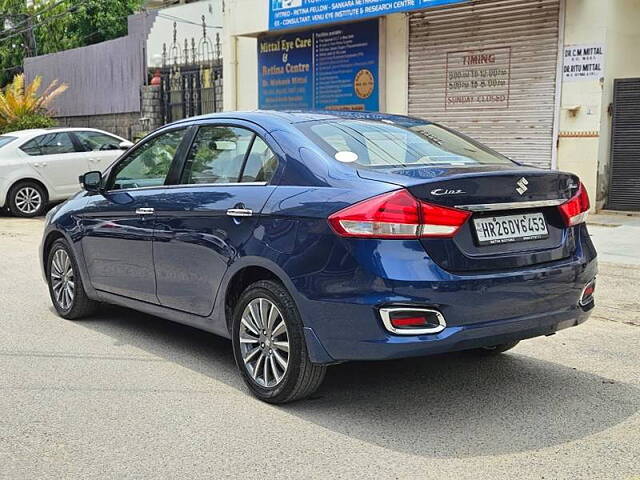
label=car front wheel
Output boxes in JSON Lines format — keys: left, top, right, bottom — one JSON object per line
{"left": 232, "top": 280, "right": 326, "bottom": 404}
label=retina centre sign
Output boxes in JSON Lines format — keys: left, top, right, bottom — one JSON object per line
{"left": 258, "top": 20, "right": 379, "bottom": 111}
{"left": 270, "top": 0, "right": 468, "bottom": 30}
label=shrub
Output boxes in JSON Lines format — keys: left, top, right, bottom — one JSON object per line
{"left": 0, "top": 113, "right": 58, "bottom": 134}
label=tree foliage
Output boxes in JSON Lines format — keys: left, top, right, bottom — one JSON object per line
{"left": 0, "top": 0, "right": 144, "bottom": 86}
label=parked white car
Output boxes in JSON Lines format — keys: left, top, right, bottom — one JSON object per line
{"left": 0, "top": 128, "right": 133, "bottom": 217}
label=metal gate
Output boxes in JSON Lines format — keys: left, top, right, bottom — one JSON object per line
{"left": 408, "top": 0, "right": 562, "bottom": 168}
{"left": 608, "top": 78, "right": 640, "bottom": 211}
{"left": 158, "top": 17, "right": 223, "bottom": 124}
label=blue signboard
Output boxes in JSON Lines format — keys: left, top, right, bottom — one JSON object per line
{"left": 258, "top": 20, "right": 379, "bottom": 111}
{"left": 270, "top": 0, "right": 467, "bottom": 30}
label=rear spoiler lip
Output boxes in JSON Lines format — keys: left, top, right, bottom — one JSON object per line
{"left": 357, "top": 166, "right": 575, "bottom": 188}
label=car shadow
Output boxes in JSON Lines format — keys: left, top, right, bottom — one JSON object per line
{"left": 78, "top": 305, "right": 640, "bottom": 458}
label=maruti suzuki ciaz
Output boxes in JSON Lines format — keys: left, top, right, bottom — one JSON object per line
{"left": 40, "top": 111, "right": 597, "bottom": 403}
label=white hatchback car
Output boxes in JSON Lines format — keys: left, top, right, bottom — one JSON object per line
{"left": 0, "top": 128, "right": 133, "bottom": 217}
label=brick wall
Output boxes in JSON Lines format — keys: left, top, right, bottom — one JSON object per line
{"left": 54, "top": 112, "right": 141, "bottom": 141}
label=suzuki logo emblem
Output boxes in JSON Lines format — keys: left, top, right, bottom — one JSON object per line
{"left": 516, "top": 177, "right": 529, "bottom": 195}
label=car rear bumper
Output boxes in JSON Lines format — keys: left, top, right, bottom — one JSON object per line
{"left": 304, "top": 303, "right": 592, "bottom": 362}
{"left": 290, "top": 225, "right": 597, "bottom": 364}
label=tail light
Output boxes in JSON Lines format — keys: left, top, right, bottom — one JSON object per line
{"left": 328, "top": 189, "right": 471, "bottom": 239}
{"left": 558, "top": 182, "right": 590, "bottom": 226}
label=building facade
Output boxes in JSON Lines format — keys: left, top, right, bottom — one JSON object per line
{"left": 223, "top": 0, "right": 640, "bottom": 212}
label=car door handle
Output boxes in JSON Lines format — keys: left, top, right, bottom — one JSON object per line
{"left": 136, "top": 208, "right": 155, "bottom": 215}
{"left": 226, "top": 208, "right": 253, "bottom": 217}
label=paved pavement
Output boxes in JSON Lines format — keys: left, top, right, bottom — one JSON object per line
{"left": 588, "top": 212, "right": 640, "bottom": 266}
{"left": 0, "top": 215, "right": 638, "bottom": 479}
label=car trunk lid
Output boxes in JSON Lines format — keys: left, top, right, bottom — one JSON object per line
{"left": 357, "top": 165, "right": 580, "bottom": 273}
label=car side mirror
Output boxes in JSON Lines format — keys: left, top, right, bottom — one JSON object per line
{"left": 119, "top": 140, "right": 134, "bottom": 150}
{"left": 80, "top": 171, "right": 103, "bottom": 193}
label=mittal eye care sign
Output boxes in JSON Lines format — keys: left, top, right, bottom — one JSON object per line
{"left": 258, "top": 20, "right": 380, "bottom": 111}
{"left": 445, "top": 47, "right": 512, "bottom": 110}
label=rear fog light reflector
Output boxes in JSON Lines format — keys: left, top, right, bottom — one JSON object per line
{"left": 579, "top": 280, "right": 596, "bottom": 307}
{"left": 379, "top": 307, "right": 446, "bottom": 335}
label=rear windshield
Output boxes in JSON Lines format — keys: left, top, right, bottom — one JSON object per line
{"left": 299, "top": 120, "right": 513, "bottom": 168}
{"left": 0, "top": 136, "right": 16, "bottom": 149}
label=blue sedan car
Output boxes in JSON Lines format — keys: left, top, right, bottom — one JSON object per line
{"left": 40, "top": 111, "right": 597, "bottom": 403}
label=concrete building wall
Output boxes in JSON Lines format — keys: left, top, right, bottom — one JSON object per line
{"left": 384, "top": 14, "right": 409, "bottom": 116}
{"left": 559, "top": 0, "right": 640, "bottom": 210}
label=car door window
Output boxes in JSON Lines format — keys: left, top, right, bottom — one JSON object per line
{"left": 20, "top": 133, "right": 77, "bottom": 156}
{"left": 240, "top": 136, "right": 278, "bottom": 183}
{"left": 74, "top": 131, "right": 122, "bottom": 151}
{"left": 181, "top": 126, "right": 254, "bottom": 184}
{"left": 109, "top": 129, "right": 186, "bottom": 190}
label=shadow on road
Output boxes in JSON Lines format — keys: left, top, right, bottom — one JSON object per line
{"left": 79, "top": 305, "right": 640, "bottom": 458}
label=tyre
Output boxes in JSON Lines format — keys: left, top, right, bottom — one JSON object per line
{"left": 8, "top": 181, "right": 47, "bottom": 217}
{"left": 47, "top": 239, "right": 98, "bottom": 320}
{"left": 232, "top": 280, "right": 326, "bottom": 404}
{"left": 468, "top": 341, "right": 520, "bottom": 355}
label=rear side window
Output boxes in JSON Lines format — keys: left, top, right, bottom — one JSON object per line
{"left": 75, "top": 131, "right": 122, "bottom": 151}
{"left": 181, "top": 126, "right": 254, "bottom": 184}
{"left": 20, "top": 133, "right": 77, "bottom": 156}
{"left": 109, "top": 129, "right": 186, "bottom": 190}
{"left": 0, "top": 136, "right": 16, "bottom": 148}
{"left": 241, "top": 137, "right": 278, "bottom": 183}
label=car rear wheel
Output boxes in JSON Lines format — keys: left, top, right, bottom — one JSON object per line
{"left": 469, "top": 341, "right": 520, "bottom": 355}
{"left": 47, "top": 239, "right": 98, "bottom": 320}
{"left": 8, "top": 181, "right": 47, "bottom": 217}
{"left": 232, "top": 280, "right": 326, "bottom": 404}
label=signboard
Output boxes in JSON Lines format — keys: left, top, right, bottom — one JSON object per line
{"left": 563, "top": 44, "right": 605, "bottom": 82}
{"left": 269, "top": 0, "right": 467, "bottom": 31}
{"left": 445, "top": 47, "right": 512, "bottom": 110}
{"left": 258, "top": 20, "right": 379, "bottom": 111}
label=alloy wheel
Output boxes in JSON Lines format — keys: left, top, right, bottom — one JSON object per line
{"left": 50, "top": 249, "right": 75, "bottom": 311}
{"left": 239, "top": 297, "right": 290, "bottom": 388}
{"left": 15, "top": 186, "right": 42, "bottom": 215}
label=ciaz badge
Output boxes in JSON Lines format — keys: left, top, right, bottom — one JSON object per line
{"left": 431, "top": 188, "right": 466, "bottom": 196}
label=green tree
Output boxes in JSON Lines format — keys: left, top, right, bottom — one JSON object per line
{"left": 66, "top": 0, "right": 145, "bottom": 46}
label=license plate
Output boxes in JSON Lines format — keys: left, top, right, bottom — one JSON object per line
{"left": 473, "top": 212, "right": 549, "bottom": 245}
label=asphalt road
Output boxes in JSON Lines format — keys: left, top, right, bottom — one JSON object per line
{"left": 0, "top": 217, "right": 638, "bottom": 480}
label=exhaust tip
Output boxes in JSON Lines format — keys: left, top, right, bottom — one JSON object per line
{"left": 379, "top": 307, "right": 446, "bottom": 335}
